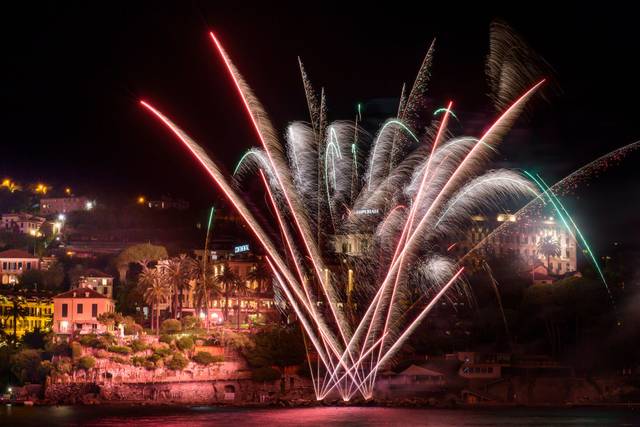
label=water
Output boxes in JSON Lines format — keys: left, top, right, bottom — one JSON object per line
{"left": 2, "top": 405, "right": 640, "bottom": 426}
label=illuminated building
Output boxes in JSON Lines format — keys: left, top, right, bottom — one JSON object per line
{"left": 0, "top": 294, "right": 53, "bottom": 338}
{"left": 1, "top": 213, "right": 46, "bottom": 235}
{"left": 0, "top": 249, "right": 41, "bottom": 285}
{"left": 40, "top": 196, "right": 90, "bottom": 215}
{"left": 72, "top": 270, "right": 114, "bottom": 298}
{"left": 52, "top": 288, "right": 116, "bottom": 335}
{"left": 458, "top": 213, "right": 577, "bottom": 275}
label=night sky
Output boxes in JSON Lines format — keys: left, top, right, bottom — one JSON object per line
{"left": 1, "top": 2, "right": 639, "bottom": 249}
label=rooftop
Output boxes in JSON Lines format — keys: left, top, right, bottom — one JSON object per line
{"left": 54, "top": 288, "right": 110, "bottom": 299}
{"left": 0, "top": 249, "right": 39, "bottom": 259}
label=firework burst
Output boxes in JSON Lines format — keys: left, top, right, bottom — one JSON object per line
{"left": 139, "top": 23, "right": 634, "bottom": 400}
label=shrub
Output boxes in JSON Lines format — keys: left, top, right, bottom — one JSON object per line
{"left": 251, "top": 366, "right": 281, "bottom": 382}
{"left": 181, "top": 315, "right": 201, "bottom": 330}
{"left": 70, "top": 341, "right": 83, "bottom": 359}
{"left": 166, "top": 352, "right": 189, "bottom": 370}
{"left": 131, "top": 356, "right": 146, "bottom": 367}
{"left": 108, "top": 345, "right": 132, "bottom": 355}
{"left": 148, "top": 353, "right": 162, "bottom": 363}
{"left": 53, "top": 358, "right": 73, "bottom": 375}
{"left": 45, "top": 341, "right": 71, "bottom": 357}
{"left": 123, "top": 316, "right": 143, "bottom": 336}
{"left": 79, "top": 333, "right": 98, "bottom": 347}
{"left": 159, "top": 334, "right": 173, "bottom": 345}
{"left": 176, "top": 336, "right": 194, "bottom": 351}
{"left": 160, "top": 319, "right": 182, "bottom": 334}
{"left": 77, "top": 356, "right": 96, "bottom": 370}
{"left": 143, "top": 360, "right": 156, "bottom": 370}
{"left": 110, "top": 356, "right": 127, "bottom": 364}
{"left": 154, "top": 347, "right": 172, "bottom": 358}
{"left": 131, "top": 339, "right": 148, "bottom": 353}
{"left": 192, "top": 351, "right": 223, "bottom": 366}
{"left": 95, "top": 349, "right": 110, "bottom": 359}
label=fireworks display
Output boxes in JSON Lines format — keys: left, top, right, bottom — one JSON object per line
{"left": 139, "top": 24, "right": 638, "bottom": 401}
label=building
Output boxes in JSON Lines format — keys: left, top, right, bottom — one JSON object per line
{"left": 147, "top": 196, "right": 189, "bottom": 210}
{"left": 40, "top": 197, "right": 91, "bottom": 215}
{"left": 72, "top": 269, "right": 114, "bottom": 298}
{"left": 52, "top": 288, "right": 115, "bottom": 336}
{"left": 0, "top": 294, "right": 53, "bottom": 338}
{"left": 460, "top": 214, "right": 578, "bottom": 275}
{"left": 0, "top": 249, "right": 41, "bottom": 285}
{"left": 1, "top": 213, "right": 46, "bottom": 235}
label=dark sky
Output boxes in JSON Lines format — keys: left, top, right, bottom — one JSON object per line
{"left": 1, "top": 2, "right": 639, "bottom": 249}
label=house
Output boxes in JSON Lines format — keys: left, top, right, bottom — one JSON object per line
{"left": 0, "top": 249, "right": 41, "bottom": 285}
{"left": 72, "top": 269, "right": 114, "bottom": 298}
{"left": 52, "top": 288, "right": 115, "bottom": 336}
{"left": 375, "top": 363, "right": 457, "bottom": 398}
{"left": 1, "top": 213, "right": 46, "bottom": 235}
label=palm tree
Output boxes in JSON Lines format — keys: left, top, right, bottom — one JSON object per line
{"left": 1, "top": 295, "right": 29, "bottom": 347}
{"left": 138, "top": 264, "right": 169, "bottom": 335}
{"left": 214, "top": 264, "right": 241, "bottom": 325}
{"left": 537, "top": 236, "right": 561, "bottom": 275}
{"left": 165, "top": 254, "right": 198, "bottom": 319}
{"left": 247, "top": 262, "right": 271, "bottom": 293}
{"left": 247, "top": 262, "right": 272, "bottom": 322}
{"left": 193, "top": 262, "right": 221, "bottom": 331}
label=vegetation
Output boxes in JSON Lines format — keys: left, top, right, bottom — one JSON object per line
{"left": 116, "top": 243, "right": 168, "bottom": 282}
{"left": 70, "top": 341, "right": 83, "bottom": 359}
{"left": 139, "top": 264, "right": 170, "bottom": 335}
{"left": 192, "top": 351, "right": 223, "bottom": 365}
{"left": 76, "top": 356, "right": 96, "bottom": 370}
{"left": 243, "top": 326, "right": 306, "bottom": 369}
{"left": 166, "top": 352, "right": 189, "bottom": 370}
{"left": 161, "top": 319, "right": 182, "bottom": 334}
{"left": 108, "top": 345, "right": 132, "bottom": 355}
{"left": 131, "top": 339, "right": 148, "bottom": 353}
{"left": 176, "top": 336, "right": 194, "bottom": 351}
{"left": 10, "top": 349, "right": 47, "bottom": 384}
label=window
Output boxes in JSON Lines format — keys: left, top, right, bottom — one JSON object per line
{"left": 77, "top": 303, "right": 83, "bottom": 314}
{"left": 62, "top": 303, "right": 68, "bottom": 317}
{"left": 91, "top": 304, "right": 98, "bottom": 317}
{"left": 103, "top": 287, "right": 108, "bottom": 295}
{"left": 26, "top": 262, "right": 31, "bottom": 270}
{"left": 2, "top": 262, "right": 6, "bottom": 270}
{"left": 18, "top": 262, "right": 22, "bottom": 270}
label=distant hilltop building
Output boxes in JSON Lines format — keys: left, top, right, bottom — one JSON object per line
{"left": 146, "top": 196, "right": 189, "bottom": 210}
{"left": 0, "top": 249, "right": 41, "bottom": 285}
{"left": 1, "top": 213, "right": 46, "bottom": 235}
{"left": 40, "top": 196, "right": 91, "bottom": 215}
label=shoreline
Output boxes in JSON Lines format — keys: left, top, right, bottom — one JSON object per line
{"left": 5, "top": 399, "right": 640, "bottom": 410}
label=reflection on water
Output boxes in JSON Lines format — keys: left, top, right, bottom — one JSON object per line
{"left": 1, "top": 405, "right": 640, "bottom": 426}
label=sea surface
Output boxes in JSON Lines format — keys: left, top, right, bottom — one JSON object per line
{"left": 1, "top": 405, "right": 640, "bottom": 426}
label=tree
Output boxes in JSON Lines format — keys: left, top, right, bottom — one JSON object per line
{"left": 247, "top": 262, "right": 271, "bottom": 293}
{"left": 537, "top": 236, "right": 561, "bottom": 275}
{"left": 164, "top": 254, "right": 198, "bottom": 318}
{"left": 1, "top": 295, "right": 29, "bottom": 347}
{"left": 214, "top": 264, "right": 241, "bottom": 326}
{"left": 116, "top": 243, "right": 168, "bottom": 282}
{"left": 138, "top": 265, "right": 170, "bottom": 335}
{"left": 18, "top": 263, "right": 64, "bottom": 291}
{"left": 193, "top": 263, "right": 221, "bottom": 332}
{"left": 10, "top": 349, "right": 43, "bottom": 384}
{"left": 22, "top": 327, "right": 47, "bottom": 349}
